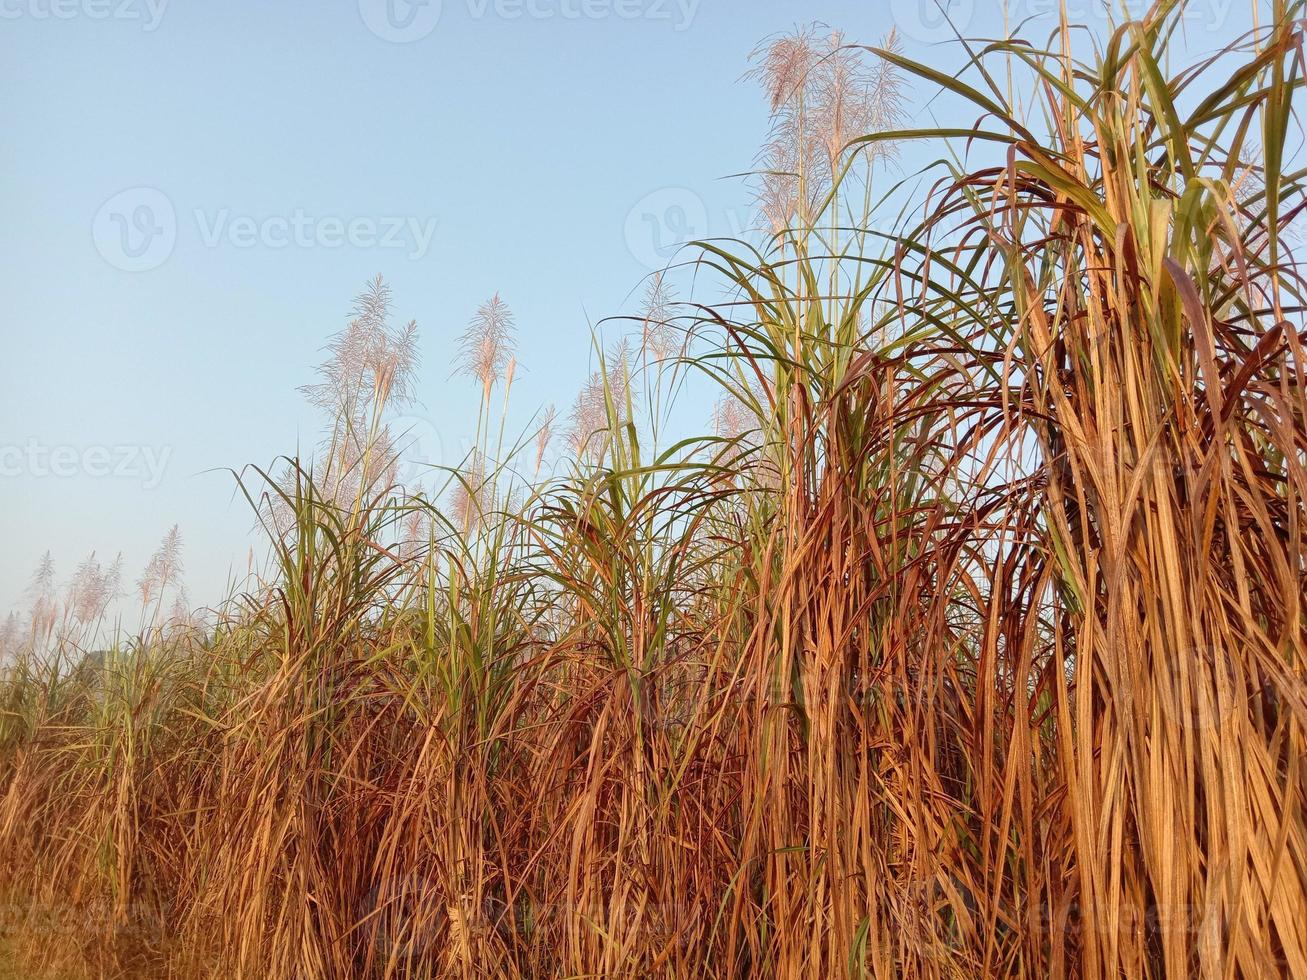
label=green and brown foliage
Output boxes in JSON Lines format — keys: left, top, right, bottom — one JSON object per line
{"left": 2, "top": 2, "right": 1305, "bottom": 976}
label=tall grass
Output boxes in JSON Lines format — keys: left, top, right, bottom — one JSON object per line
{"left": 2, "top": 2, "right": 1306, "bottom": 976}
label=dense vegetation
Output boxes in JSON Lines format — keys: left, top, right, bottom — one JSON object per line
{"left": 3, "top": 3, "right": 1306, "bottom": 976}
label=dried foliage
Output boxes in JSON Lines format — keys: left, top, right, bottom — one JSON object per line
{"left": 2, "top": 5, "right": 1306, "bottom": 979}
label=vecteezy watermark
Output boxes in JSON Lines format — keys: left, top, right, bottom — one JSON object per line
{"left": 465, "top": 0, "right": 698, "bottom": 28}
{"left": 391, "top": 412, "right": 449, "bottom": 490}
{"left": 92, "top": 187, "right": 177, "bottom": 273}
{"left": 889, "top": 0, "right": 975, "bottom": 43}
{"left": 1014, "top": 0, "right": 1235, "bottom": 29}
{"left": 358, "top": 0, "right": 443, "bottom": 42}
{"left": 0, "top": 0, "right": 168, "bottom": 30}
{"left": 623, "top": 185, "right": 900, "bottom": 271}
{"left": 0, "top": 440, "right": 172, "bottom": 490}
{"left": 93, "top": 187, "right": 439, "bottom": 271}
{"left": 193, "top": 210, "right": 438, "bottom": 259}
{"left": 889, "top": 0, "right": 1235, "bottom": 42}
{"left": 1, "top": 898, "right": 171, "bottom": 944}
{"left": 359, "top": 0, "right": 697, "bottom": 42}
{"left": 624, "top": 187, "right": 743, "bottom": 272}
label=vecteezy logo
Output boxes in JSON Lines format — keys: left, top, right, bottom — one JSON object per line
{"left": 391, "top": 412, "right": 447, "bottom": 491}
{"left": 92, "top": 187, "right": 177, "bottom": 272}
{"left": 889, "top": 0, "right": 975, "bottom": 44}
{"left": 623, "top": 187, "right": 708, "bottom": 272}
{"left": 359, "top": 0, "right": 442, "bottom": 42}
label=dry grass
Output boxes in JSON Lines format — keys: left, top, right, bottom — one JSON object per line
{"left": 2, "top": 2, "right": 1306, "bottom": 977}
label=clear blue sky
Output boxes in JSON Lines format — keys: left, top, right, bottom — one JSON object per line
{"left": 0, "top": 0, "right": 1266, "bottom": 617}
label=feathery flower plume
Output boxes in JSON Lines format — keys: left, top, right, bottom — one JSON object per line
{"left": 139, "top": 526, "right": 183, "bottom": 608}
{"left": 812, "top": 29, "right": 906, "bottom": 171}
{"left": 712, "top": 395, "right": 755, "bottom": 442}
{"left": 457, "top": 293, "right": 517, "bottom": 402}
{"left": 68, "top": 552, "right": 120, "bottom": 625}
{"left": 167, "top": 587, "right": 193, "bottom": 630}
{"left": 28, "top": 552, "right": 56, "bottom": 598}
{"left": 750, "top": 25, "right": 907, "bottom": 232}
{"left": 638, "top": 273, "right": 679, "bottom": 364}
{"left": 303, "top": 276, "right": 420, "bottom": 420}
{"left": 450, "top": 450, "right": 492, "bottom": 534}
{"left": 862, "top": 29, "right": 906, "bottom": 166}
{"left": 105, "top": 553, "right": 123, "bottom": 606}
{"left": 298, "top": 276, "right": 420, "bottom": 510}
{"left": 26, "top": 552, "right": 58, "bottom": 640}
{"left": 605, "top": 337, "right": 634, "bottom": 408}
{"left": 750, "top": 25, "right": 821, "bottom": 232}
{"left": 399, "top": 508, "right": 429, "bottom": 559}
{"left": 568, "top": 342, "right": 635, "bottom": 464}
{"left": 754, "top": 25, "right": 817, "bottom": 114}
{"left": 0, "top": 612, "right": 20, "bottom": 663}
{"left": 569, "top": 372, "right": 609, "bottom": 463}
{"left": 535, "top": 404, "right": 556, "bottom": 473}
